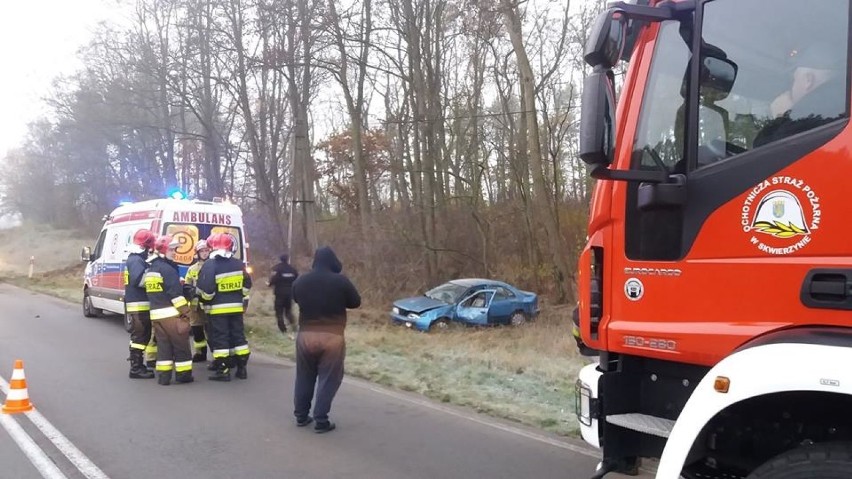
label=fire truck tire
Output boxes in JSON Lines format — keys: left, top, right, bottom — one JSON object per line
{"left": 82, "top": 289, "right": 102, "bottom": 318}
{"left": 746, "top": 442, "right": 852, "bottom": 478}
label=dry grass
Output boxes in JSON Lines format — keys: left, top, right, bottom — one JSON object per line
{"left": 0, "top": 224, "right": 588, "bottom": 436}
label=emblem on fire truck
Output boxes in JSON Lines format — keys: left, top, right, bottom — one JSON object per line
{"left": 741, "top": 176, "right": 821, "bottom": 255}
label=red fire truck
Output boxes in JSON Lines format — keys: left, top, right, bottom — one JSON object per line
{"left": 574, "top": 0, "right": 852, "bottom": 477}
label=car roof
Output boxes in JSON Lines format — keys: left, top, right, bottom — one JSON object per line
{"left": 449, "top": 278, "right": 509, "bottom": 288}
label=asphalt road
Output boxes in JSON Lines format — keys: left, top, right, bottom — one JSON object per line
{"left": 0, "top": 283, "right": 619, "bottom": 479}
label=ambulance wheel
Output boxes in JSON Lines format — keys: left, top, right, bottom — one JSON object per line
{"left": 124, "top": 312, "right": 133, "bottom": 332}
{"left": 746, "top": 442, "right": 852, "bottom": 478}
{"left": 83, "top": 290, "right": 102, "bottom": 318}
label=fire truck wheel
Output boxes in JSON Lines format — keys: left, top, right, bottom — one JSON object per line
{"left": 746, "top": 442, "right": 852, "bottom": 478}
{"left": 123, "top": 312, "right": 133, "bottom": 332}
{"left": 82, "top": 289, "right": 102, "bottom": 318}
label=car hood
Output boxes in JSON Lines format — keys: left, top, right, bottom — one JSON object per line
{"left": 393, "top": 296, "right": 449, "bottom": 313}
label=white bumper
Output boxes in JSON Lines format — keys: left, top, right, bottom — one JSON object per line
{"left": 576, "top": 362, "right": 602, "bottom": 448}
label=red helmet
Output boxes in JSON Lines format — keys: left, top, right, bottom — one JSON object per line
{"left": 208, "top": 233, "right": 235, "bottom": 253}
{"left": 206, "top": 233, "right": 221, "bottom": 250}
{"left": 132, "top": 229, "right": 156, "bottom": 250}
{"left": 154, "top": 235, "right": 177, "bottom": 255}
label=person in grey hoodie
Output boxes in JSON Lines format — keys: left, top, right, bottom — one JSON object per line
{"left": 291, "top": 246, "right": 361, "bottom": 433}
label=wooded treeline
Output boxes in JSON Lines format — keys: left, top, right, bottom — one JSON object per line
{"left": 1, "top": 0, "right": 605, "bottom": 302}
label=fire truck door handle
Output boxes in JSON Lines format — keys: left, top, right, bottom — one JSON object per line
{"left": 801, "top": 269, "right": 852, "bottom": 311}
{"left": 810, "top": 279, "right": 846, "bottom": 297}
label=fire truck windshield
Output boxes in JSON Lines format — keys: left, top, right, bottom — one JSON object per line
{"left": 631, "top": 0, "right": 848, "bottom": 174}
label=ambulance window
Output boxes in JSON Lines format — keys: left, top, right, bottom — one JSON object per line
{"left": 92, "top": 230, "right": 107, "bottom": 260}
{"left": 163, "top": 223, "right": 243, "bottom": 265}
{"left": 696, "top": 0, "right": 849, "bottom": 167}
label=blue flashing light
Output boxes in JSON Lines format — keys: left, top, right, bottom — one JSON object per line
{"left": 119, "top": 199, "right": 133, "bottom": 206}
{"left": 168, "top": 188, "right": 186, "bottom": 200}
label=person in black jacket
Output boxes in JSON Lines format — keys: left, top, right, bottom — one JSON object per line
{"left": 197, "top": 233, "right": 253, "bottom": 381}
{"left": 291, "top": 246, "right": 361, "bottom": 433}
{"left": 754, "top": 43, "right": 844, "bottom": 148}
{"left": 125, "top": 229, "right": 156, "bottom": 379}
{"left": 145, "top": 235, "right": 194, "bottom": 386}
{"left": 268, "top": 254, "right": 298, "bottom": 338}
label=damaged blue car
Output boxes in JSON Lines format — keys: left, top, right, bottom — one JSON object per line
{"left": 390, "top": 278, "right": 539, "bottom": 331}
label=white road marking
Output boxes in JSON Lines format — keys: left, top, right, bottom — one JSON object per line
{"left": 0, "top": 376, "right": 111, "bottom": 479}
{"left": 0, "top": 413, "right": 68, "bottom": 479}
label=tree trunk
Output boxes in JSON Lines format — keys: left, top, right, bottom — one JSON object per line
{"left": 501, "top": 0, "right": 572, "bottom": 301}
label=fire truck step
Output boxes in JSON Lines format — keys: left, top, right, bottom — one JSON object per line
{"left": 605, "top": 413, "right": 675, "bottom": 438}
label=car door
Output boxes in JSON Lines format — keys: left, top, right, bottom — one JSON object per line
{"left": 455, "top": 290, "right": 496, "bottom": 326}
{"left": 488, "top": 287, "right": 517, "bottom": 325}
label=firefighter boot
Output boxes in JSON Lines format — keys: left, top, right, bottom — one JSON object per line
{"left": 175, "top": 371, "right": 194, "bottom": 384}
{"left": 235, "top": 355, "right": 249, "bottom": 380}
{"left": 192, "top": 348, "right": 207, "bottom": 363}
{"left": 208, "top": 358, "right": 231, "bottom": 382}
{"left": 158, "top": 369, "right": 172, "bottom": 386}
{"left": 129, "top": 350, "right": 154, "bottom": 379}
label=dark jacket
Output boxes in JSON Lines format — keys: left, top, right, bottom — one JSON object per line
{"left": 197, "top": 255, "right": 253, "bottom": 316}
{"left": 124, "top": 252, "right": 150, "bottom": 312}
{"left": 292, "top": 247, "right": 361, "bottom": 334}
{"left": 269, "top": 260, "right": 299, "bottom": 297}
{"left": 145, "top": 256, "right": 189, "bottom": 320}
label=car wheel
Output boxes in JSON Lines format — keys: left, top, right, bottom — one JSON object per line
{"left": 431, "top": 318, "right": 451, "bottom": 331}
{"left": 510, "top": 311, "right": 528, "bottom": 326}
{"left": 82, "top": 290, "right": 102, "bottom": 318}
{"left": 124, "top": 312, "right": 134, "bottom": 333}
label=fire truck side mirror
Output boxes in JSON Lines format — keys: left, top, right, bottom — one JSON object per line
{"left": 579, "top": 71, "right": 617, "bottom": 167}
{"left": 584, "top": 10, "right": 627, "bottom": 69}
{"left": 81, "top": 246, "right": 92, "bottom": 263}
{"left": 700, "top": 56, "right": 737, "bottom": 99}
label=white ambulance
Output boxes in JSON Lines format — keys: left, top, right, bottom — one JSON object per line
{"left": 81, "top": 196, "right": 250, "bottom": 330}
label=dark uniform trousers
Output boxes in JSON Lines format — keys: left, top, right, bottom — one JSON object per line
{"left": 274, "top": 294, "right": 295, "bottom": 332}
{"left": 294, "top": 331, "right": 346, "bottom": 423}
{"left": 208, "top": 313, "right": 249, "bottom": 366}
{"left": 154, "top": 316, "right": 193, "bottom": 373}
{"left": 129, "top": 311, "right": 153, "bottom": 350}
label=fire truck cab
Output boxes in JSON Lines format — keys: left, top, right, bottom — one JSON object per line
{"left": 81, "top": 197, "right": 249, "bottom": 330}
{"left": 574, "top": 0, "right": 852, "bottom": 477}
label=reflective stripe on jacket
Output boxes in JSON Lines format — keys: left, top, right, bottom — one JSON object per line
{"left": 197, "top": 256, "right": 252, "bottom": 315}
{"left": 124, "top": 252, "right": 150, "bottom": 311}
{"left": 145, "top": 258, "right": 186, "bottom": 320}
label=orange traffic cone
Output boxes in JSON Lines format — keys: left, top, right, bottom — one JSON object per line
{"left": 2, "top": 360, "right": 34, "bottom": 414}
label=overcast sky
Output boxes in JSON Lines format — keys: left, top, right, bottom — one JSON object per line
{"left": 0, "top": 0, "right": 125, "bottom": 156}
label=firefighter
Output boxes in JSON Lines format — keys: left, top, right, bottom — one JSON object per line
{"left": 144, "top": 249, "right": 159, "bottom": 369}
{"left": 197, "top": 233, "right": 252, "bottom": 381}
{"left": 184, "top": 239, "right": 211, "bottom": 362}
{"left": 125, "top": 229, "right": 156, "bottom": 379}
{"left": 145, "top": 235, "right": 194, "bottom": 385}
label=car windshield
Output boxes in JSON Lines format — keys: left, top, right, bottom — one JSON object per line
{"left": 424, "top": 282, "right": 468, "bottom": 304}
